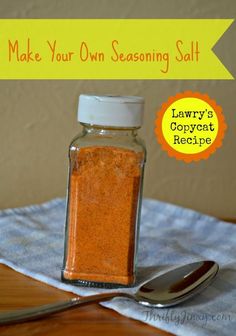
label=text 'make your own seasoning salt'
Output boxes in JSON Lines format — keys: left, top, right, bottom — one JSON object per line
{"left": 62, "top": 95, "right": 146, "bottom": 288}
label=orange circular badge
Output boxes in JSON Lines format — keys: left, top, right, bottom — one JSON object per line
{"left": 155, "top": 91, "right": 227, "bottom": 163}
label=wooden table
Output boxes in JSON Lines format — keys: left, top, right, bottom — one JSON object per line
{"left": 0, "top": 264, "right": 173, "bottom": 336}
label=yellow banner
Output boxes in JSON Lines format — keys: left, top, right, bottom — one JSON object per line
{"left": 0, "top": 19, "right": 233, "bottom": 79}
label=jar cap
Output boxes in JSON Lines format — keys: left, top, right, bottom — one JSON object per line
{"left": 78, "top": 94, "right": 144, "bottom": 127}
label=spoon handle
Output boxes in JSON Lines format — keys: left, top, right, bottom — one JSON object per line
{"left": 0, "top": 292, "right": 128, "bottom": 325}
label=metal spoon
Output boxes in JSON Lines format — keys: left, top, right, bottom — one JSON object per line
{"left": 0, "top": 260, "right": 218, "bottom": 325}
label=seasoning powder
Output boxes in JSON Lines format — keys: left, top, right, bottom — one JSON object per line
{"left": 63, "top": 146, "right": 143, "bottom": 285}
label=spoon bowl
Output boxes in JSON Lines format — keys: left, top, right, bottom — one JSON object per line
{"left": 0, "top": 260, "right": 219, "bottom": 325}
{"left": 135, "top": 260, "right": 218, "bottom": 307}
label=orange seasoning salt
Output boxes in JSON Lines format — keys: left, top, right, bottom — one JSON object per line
{"left": 62, "top": 95, "right": 146, "bottom": 288}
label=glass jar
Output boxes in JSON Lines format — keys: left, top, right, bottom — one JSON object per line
{"left": 62, "top": 95, "right": 146, "bottom": 288}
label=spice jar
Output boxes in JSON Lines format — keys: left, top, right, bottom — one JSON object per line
{"left": 62, "top": 94, "right": 146, "bottom": 288}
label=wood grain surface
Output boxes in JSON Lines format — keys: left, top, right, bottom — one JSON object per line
{"left": 0, "top": 264, "right": 173, "bottom": 336}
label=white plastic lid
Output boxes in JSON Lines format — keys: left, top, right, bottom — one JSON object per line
{"left": 78, "top": 94, "right": 144, "bottom": 127}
